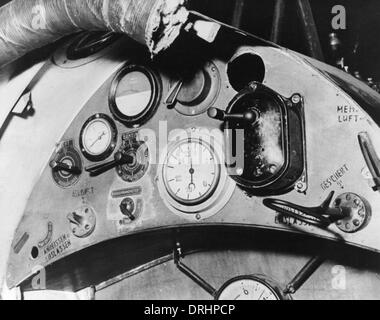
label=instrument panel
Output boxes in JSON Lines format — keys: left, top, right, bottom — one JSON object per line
{"left": 5, "top": 28, "right": 380, "bottom": 300}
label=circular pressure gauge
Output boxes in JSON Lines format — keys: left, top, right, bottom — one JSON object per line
{"left": 109, "top": 64, "right": 161, "bottom": 128}
{"left": 163, "top": 139, "right": 221, "bottom": 206}
{"left": 80, "top": 114, "right": 118, "bottom": 162}
{"left": 216, "top": 275, "right": 284, "bottom": 300}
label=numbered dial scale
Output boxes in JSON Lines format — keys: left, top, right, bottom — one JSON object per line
{"left": 216, "top": 275, "right": 286, "bottom": 300}
{"left": 158, "top": 129, "right": 236, "bottom": 221}
{"left": 163, "top": 139, "right": 221, "bottom": 205}
{"left": 79, "top": 114, "right": 117, "bottom": 162}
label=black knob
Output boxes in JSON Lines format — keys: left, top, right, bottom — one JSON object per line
{"left": 120, "top": 198, "right": 136, "bottom": 221}
{"left": 50, "top": 160, "right": 82, "bottom": 175}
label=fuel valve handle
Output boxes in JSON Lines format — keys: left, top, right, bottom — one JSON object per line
{"left": 85, "top": 151, "right": 134, "bottom": 177}
{"left": 207, "top": 107, "right": 259, "bottom": 125}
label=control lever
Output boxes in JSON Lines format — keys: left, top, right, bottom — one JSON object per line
{"left": 85, "top": 151, "right": 134, "bottom": 177}
{"left": 207, "top": 107, "right": 259, "bottom": 124}
{"left": 174, "top": 242, "right": 217, "bottom": 297}
{"left": 50, "top": 160, "right": 82, "bottom": 175}
{"left": 358, "top": 132, "right": 380, "bottom": 192}
{"left": 284, "top": 255, "right": 325, "bottom": 295}
{"left": 263, "top": 191, "right": 350, "bottom": 228}
{"left": 164, "top": 79, "right": 183, "bottom": 106}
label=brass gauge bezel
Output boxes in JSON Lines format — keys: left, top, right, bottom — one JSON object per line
{"left": 79, "top": 113, "right": 118, "bottom": 162}
{"left": 109, "top": 64, "right": 162, "bottom": 128}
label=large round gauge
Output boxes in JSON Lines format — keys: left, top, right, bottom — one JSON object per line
{"left": 163, "top": 139, "right": 221, "bottom": 206}
{"left": 109, "top": 64, "right": 161, "bottom": 128}
{"left": 79, "top": 114, "right": 118, "bottom": 162}
{"left": 158, "top": 128, "right": 236, "bottom": 221}
{"left": 216, "top": 276, "right": 283, "bottom": 300}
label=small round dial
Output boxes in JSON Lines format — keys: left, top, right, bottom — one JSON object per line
{"left": 80, "top": 114, "right": 117, "bottom": 162}
{"left": 217, "top": 276, "right": 282, "bottom": 300}
{"left": 163, "top": 139, "right": 221, "bottom": 206}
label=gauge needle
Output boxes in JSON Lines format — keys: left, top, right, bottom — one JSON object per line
{"left": 90, "top": 132, "right": 106, "bottom": 148}
{"left": 234, "top": 294, "right": 241, "bottom": 300}
{"left": 188, "top": 158, "right": 196, "bottom": 191}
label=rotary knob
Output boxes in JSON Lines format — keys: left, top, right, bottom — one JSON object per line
{"left": 334, "top": 193, "right": 371, "bottom": 233}
{"left": 120, "top": 198, "right": 136, "bottom": 221}
{"left": 67, "top": 206, "right": 96, "bottom": 238}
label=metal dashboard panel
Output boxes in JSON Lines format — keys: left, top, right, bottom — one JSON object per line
{"left": 5, "top": 39, "right": 380, "bottom": 291}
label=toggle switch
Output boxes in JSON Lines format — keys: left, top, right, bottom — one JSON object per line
{"left": 120, "top": 198, "right": 136, "bottom": 221}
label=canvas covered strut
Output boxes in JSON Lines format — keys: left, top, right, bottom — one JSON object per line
{"left": 0, "top": 0, "right": 189, "bottom": 68}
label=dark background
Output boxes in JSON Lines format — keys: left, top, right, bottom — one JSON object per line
{"left": 1, "top": 0, "right": 380, "bottom": 79}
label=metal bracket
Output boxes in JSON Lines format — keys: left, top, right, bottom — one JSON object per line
{"left": 174, "top": 242, "right": 217, "bottom": 297}
{"left": 284, "top": 255, "right": 325, "bottom": 295}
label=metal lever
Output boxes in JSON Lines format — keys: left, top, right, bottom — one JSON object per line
{"left": 358, "top": 132, "right": 380, "bottom": 191}
{"left": 207, "top": 107, "right": 259, "bottom": 124}
{"left": 263, "top": 191, "right": 350, "bottom": 228}
{"left": 85, "top": 151, "right": 134, "bottom": 177}
{"left": 164, "top": 80, "right": 183, "bottom": 106}
{"left": 50, "top": 160, "right": 82, "bottom": 175}
{"left": 284, "top": 255, "right": 325, "bottom": 295}
{"left": 174, "top": 242, "right": 217, "bottom": 297}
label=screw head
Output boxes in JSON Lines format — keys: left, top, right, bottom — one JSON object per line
{"left": 291, "top": 94, "right": 301, "bottom": 104}
{"left": 249, "top": 83, "right": 257, "bottom": 91}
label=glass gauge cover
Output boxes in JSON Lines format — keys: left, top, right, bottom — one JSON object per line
{"left": 163, "top": 139, "right": 221, "bottom": 206}
{"left": 80, "top": 114, "right": 118, "bottom": 162}
{"left": 216, "top": 275, "right": 282, "bottom": 301}
{"left": 109, "top": 64, "right": 161, "bottom": 128}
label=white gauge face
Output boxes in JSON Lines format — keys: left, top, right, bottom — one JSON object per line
{"left": 82, "top": 118, "right": 113, "bottom": 156}
{"left": 163, "top": 139, "right": 221, "bottom": 205}
{"left": 218, "top": 278, "right": 280, "bottom": 301}
{"left": 115, "top": 71, "right": 152, "bottom": 117}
